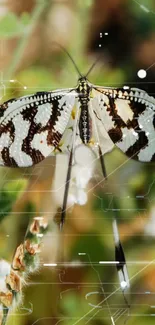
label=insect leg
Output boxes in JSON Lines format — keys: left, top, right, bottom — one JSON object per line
{"left": 59, "top": 98, "right": 81, "bottom": 229}
{"left": 60, "top": 148, "right": 73, "bottom": 230}
{"left": 112, "top": 218, "right": 130, "bottom": 312}
{"left": 98, "top": 145, "right": 107, "bottom": 179}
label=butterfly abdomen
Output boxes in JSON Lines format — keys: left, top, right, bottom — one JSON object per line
{"left": 78, "top": 79, "right": 91, "bottom": 144}
{"left": 79, "top": 98, "right": 91, "bottom": 144}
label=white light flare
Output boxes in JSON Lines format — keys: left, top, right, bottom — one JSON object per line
{"left": 137, "top": 69, "right": 147, "bottom": 79}
{"left": 43, "top": 263, "right": 57, "bottom": 267}
{"left": 99, "top": 261, "right": 119, "bottom": 264}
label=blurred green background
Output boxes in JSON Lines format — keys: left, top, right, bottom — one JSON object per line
{"left": 0, "top": 0, "right": 155, "bottom": 324}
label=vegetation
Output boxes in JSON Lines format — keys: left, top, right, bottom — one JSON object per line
{"left": 0, "top": 0, "right": 155, "bottom": 324}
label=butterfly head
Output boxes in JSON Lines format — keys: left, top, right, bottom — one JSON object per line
{"left": 78, "top": 76, "right": 87, "bottom": 83}
{"left": 77, "top": 76, "right": 90, "bottom": 94}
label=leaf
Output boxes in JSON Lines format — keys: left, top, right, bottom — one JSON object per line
{"left": 0, "top": 12, "right": 30, "bottom": 39}
{"left": 0, "top": 13, "right": 23, "bottom": 39}
{"left": 3, "top": 179, "right": 28, "bottom": 200}
{"left": 20, "top": 12, "right": 31, "bottom": 26}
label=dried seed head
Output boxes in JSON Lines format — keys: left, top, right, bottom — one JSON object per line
{"left": 39, "top": 218, "right": 48, "bottom": 230}
{"left": 0, "top": 291, "right": 13, "bottom": 307}
{"left": 12, "top": 244, "right": 25, "bottom": 271}
{"left": 30, "top": 220, "right": 40, "bottom": 234}
{"left": 0, "top": 307, "right": 3, "bottom": 324}
{"left": 6, "top": 271, "right": 21, "bottom": 293}
{"left": 24, "top": 240, "right": 40, "bottom": 255}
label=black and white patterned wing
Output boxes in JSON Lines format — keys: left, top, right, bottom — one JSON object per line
{"left": 92, "top": 86, "right": 155, "bottom": 162}
{"left": 0, "top": 89, "right": 76, "bottom": 167}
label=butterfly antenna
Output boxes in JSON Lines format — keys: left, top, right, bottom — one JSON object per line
{"left": 85, "top": 51, "right": 104, "bottom": 78}
{"left": 60, "top": 149, "right": 73, "bottom": 230}
{"left": 53, "top": 42, "right": 82, "bottom": 78}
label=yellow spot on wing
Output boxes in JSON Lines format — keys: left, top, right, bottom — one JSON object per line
{"left": 90, "top": 89, "right": 94, "bottom": 98}
{"left": 89, "top": 138, "right": 96, "bottom": 145}
{"left": 71, "top": 106, "right": 77, "bottom": 119}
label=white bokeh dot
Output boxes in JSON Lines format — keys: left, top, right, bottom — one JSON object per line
{"left": 137, "top": 69, "right": 147, "bottom": 79}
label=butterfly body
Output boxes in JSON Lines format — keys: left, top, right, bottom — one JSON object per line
{"left": 77, "top": 77, "right": 92, "bottom": 144}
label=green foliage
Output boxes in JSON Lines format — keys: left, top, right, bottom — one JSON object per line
{"left": 92, "top": 68, "right": 125, "bottom": 87}
{"left": 0, "top": 12, "right": 30, "bottom": 39}
{"left": 0, "top": 179, "right": 27, "bottom": 223}
{"left": 16, "top": 67, "right": 57, "bottom": 93}
{"left": 20, "top": 12, "right": 31, "bottom": 27}
{"left": 61, "top": 293, "right": 80, "bottom": 316}
{"left": 71, "top": 234, "right": 110, "bottom": 262}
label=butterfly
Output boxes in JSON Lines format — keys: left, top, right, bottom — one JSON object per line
{"left": 0, "top": 78, "right": 154, "bottom": 167}
{"left": 0, "top": 57, "right": 155, "bottom": 225}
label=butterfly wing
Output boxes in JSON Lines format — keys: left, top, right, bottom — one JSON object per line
{"left": 0, "top": 89, "right": 76, "bottom": 167}
{"left": 92, "top": 86, "right": 155, "bottom": 162}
